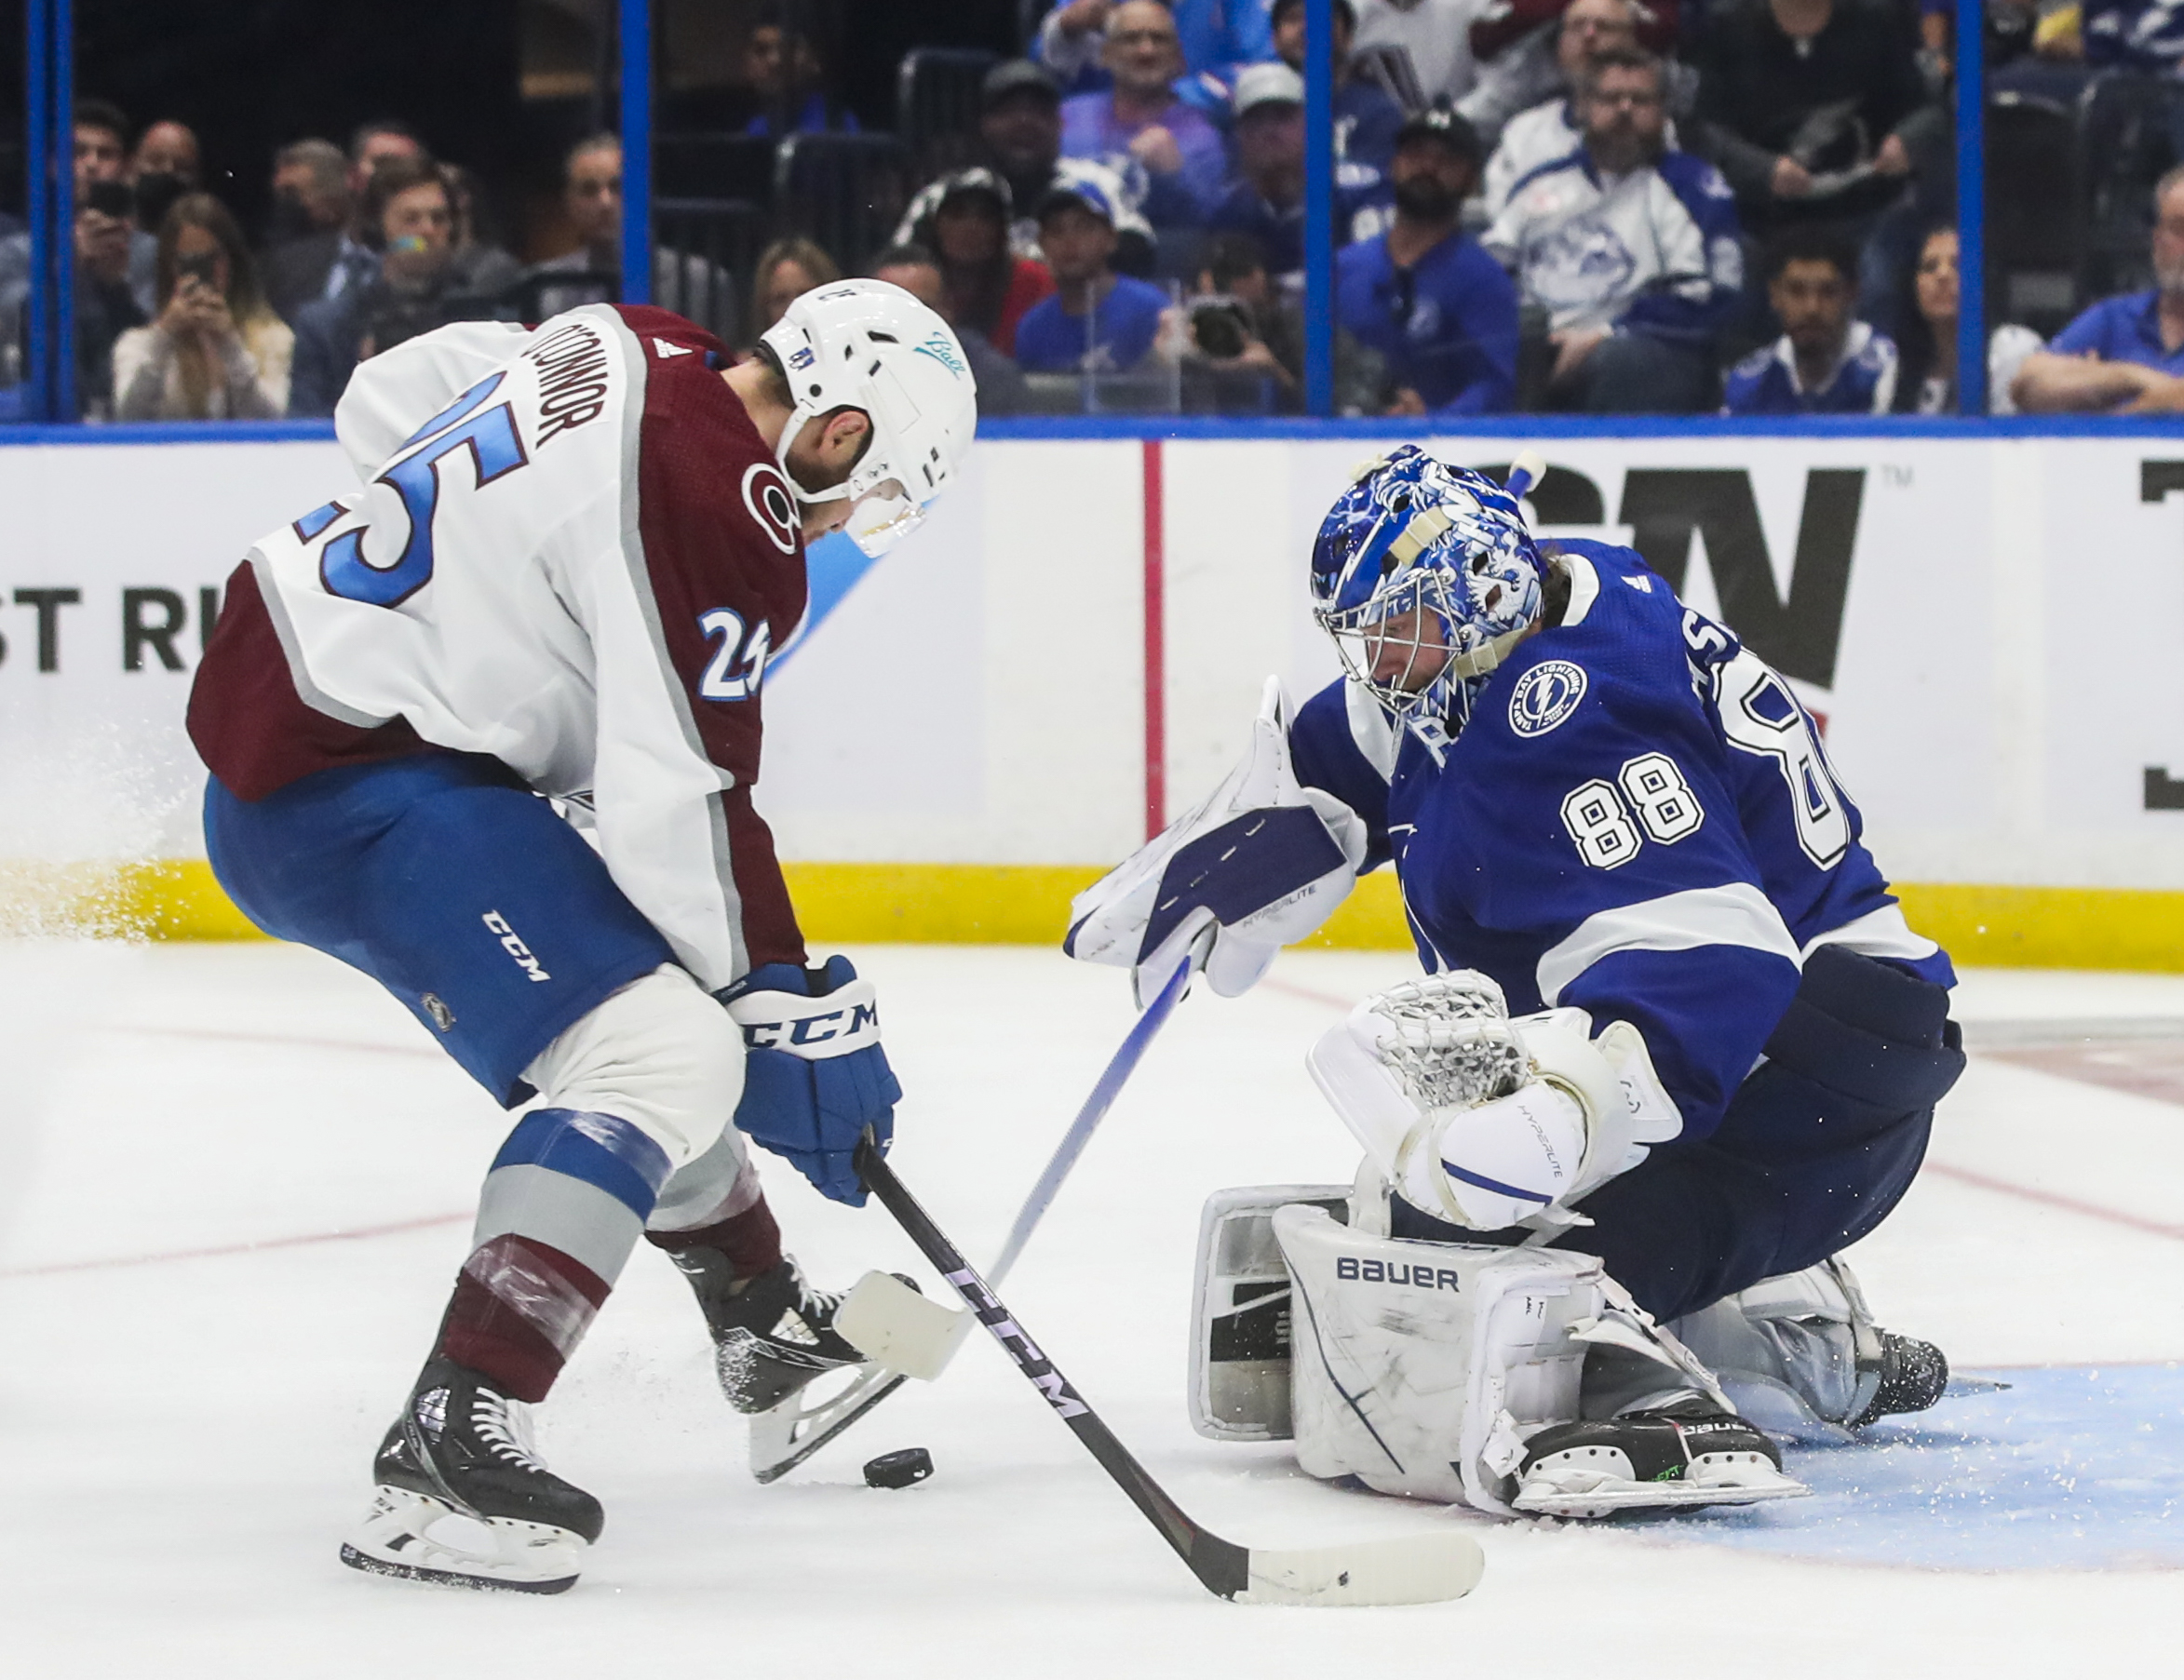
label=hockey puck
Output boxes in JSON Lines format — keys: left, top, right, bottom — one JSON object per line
{"left": 863, "top": 1447, "right": 935, "bottom": 1488}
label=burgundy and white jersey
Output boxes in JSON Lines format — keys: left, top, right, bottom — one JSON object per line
{"left": 188, "top": 304, "right": 810, "bottom": 988}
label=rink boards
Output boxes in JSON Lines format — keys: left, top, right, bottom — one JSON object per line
{"left": 4, "top": 427, "right": 2184, "bottom": 964}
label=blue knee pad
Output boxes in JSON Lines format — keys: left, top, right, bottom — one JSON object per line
{"left": 205, "top": 754, "right": 677, "bottom": 1104}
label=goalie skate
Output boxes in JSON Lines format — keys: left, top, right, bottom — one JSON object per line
{"left": 1512, "top": 1398, "right": 1808, "bottom": 1520}
{"left": 338, "top": 1358, "right": 602, "bottom": 1593}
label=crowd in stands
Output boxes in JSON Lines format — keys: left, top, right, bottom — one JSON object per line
{"left": 17, "top": 0, "right": 2184, "bottom": 421}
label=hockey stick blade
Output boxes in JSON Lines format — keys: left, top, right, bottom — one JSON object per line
{"left": 854, "top": 1134, "right": 1484, "bottom": 1606}
{"left": 753, "top": 949, "right": 1198, "bottom": 1482}
{"left": 749, "top": 1366, "right": 910, "bottom": 1485}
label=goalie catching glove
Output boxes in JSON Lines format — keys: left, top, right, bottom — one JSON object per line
{"left": 1307, "top": 972, "right": 1684, "bottom": 1230}
{"left": 720, "top": 956, "right": 898, "bottom": 1206}
{"left": 1066, "top": 677, "right": 1368, "bottom": 1007}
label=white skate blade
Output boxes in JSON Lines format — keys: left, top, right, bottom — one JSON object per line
{"left": 1513, "top": 1454, "right": 1810, "bottom": 1521}
{"left": 1235, "top": 1531, "right": 1485, "bottom": 1606}
{"left": 833, "top": 1270, "right": 973, "bottom": 1381}
{"left": 339, "top": 1485, "right": 587, "bottom": 1594}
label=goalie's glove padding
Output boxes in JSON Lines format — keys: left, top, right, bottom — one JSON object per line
{"left": 1066, "top": 677, "right": 1368, "bottom": 1007}
{"left": 720, "top": 956, "right": 898, "bottom": 1206}
{"left": 1308, "top": 973, "right": 1682, "bottom": 1230}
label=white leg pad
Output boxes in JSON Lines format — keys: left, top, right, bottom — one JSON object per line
{"left": 1187, "top": 1184, "right": 1353, "bottom": 1442}
{"left": 1276, "top": 1203, "right": 1607, "bottom": 1512}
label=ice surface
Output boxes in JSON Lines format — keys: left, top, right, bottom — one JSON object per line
{"left": 0, "top": 943, "right": 2177, "bottom": 1676}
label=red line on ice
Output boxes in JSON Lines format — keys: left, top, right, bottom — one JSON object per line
{"left": 0, "top": 1211, "right": 468, "bottom": 1279}
{"left": 1919, "top": 1162, "right": 2184, "bottom": 1243}
{"left": 1141, "top": 437, "right": 1166, "bottom": 842}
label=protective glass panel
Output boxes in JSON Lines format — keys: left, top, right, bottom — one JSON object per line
{"left": 1, "top": 17, "right": 32, "bottom": 421}
{"left": 60, "top": 0, "right": 546, "bottom": 423}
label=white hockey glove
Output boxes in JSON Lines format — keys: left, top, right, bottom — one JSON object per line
{"left": 1064, "top": 676, "right": 1368, "bottom": 1008}
{"left": 1306, "top": 974, "right": 1684, "bottom": 1231}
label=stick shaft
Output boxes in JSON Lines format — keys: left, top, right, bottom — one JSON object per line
{"left": 989, "top": 950, "right": 1193, "bottom": 1284}
{"left": 856, "top": 1136, "right": 1248, "bottom": 1598}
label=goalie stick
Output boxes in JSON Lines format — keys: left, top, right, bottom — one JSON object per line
{"left": 852, "top": 1132, "right": 1485, "bottom": 1606}
{"left": 991, "top": 939, "right": 1201, "bottom": 1279}
{"left": 749, "top": 948, "right": 1201, "bottom": 1484}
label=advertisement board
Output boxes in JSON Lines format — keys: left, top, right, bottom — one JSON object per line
{"left": 4, "top": 430, "right": 2182, "bottom": 962}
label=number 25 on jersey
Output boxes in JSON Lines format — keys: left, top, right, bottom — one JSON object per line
{"left": 310, "top": 373, "right": 530, "bottom": 609}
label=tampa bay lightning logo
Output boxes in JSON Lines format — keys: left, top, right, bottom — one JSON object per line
{"left": 1508, "top": 660, "right": 1588, "bottom": 737}
{"left": 1528, "top": 218, "right": 1637, "bottom": 315}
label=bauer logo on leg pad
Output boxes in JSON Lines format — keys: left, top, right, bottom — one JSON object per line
{"left": 1335, "top": 1256, "right": 1463, "bottom": 1291}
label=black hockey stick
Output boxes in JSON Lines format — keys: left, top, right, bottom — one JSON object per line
{"left": 853, "top": 1133, "right": 1484, "bottom": 1606}
{"left": 750, "top": 951, "right": 1201, "bottom": 1484}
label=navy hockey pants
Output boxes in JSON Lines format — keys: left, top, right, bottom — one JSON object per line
{"left": 205, "top": 753, "right": 676, "bottom": 1107}
{"left": 1393, "top": 945, "right": 1965, "bottom": 1323}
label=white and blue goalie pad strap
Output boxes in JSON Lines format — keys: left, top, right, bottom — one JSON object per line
{"left": 1066, "top": 677, "right": 1368, "bottom": 1007}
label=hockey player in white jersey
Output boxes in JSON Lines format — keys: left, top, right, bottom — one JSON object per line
{"left": 1070, "top": 448, "right": 1960, "bottom": 1518}
{"left": 187, "top": 285, "right": 976, "bottom": 1592}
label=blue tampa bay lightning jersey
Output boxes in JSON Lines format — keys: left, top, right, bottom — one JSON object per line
{"left": 1288, "top": 539, "right": 1953, "bottom": 1142}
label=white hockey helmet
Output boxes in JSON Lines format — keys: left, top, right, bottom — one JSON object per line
{"left": 758, "top": 277, "right": 979, "bottom": 557}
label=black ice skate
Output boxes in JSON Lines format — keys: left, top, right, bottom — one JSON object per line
{"left": 1847, "top": 1330, "right": 1950, "bottom": 1428}
{"left": 1512, "top": 1397, "right": 1809, "bottom": 1519}
{"left": 339, "top": 1357, "right": 603, "bottom": 1594}
{"left": 670, "top": 1251, "right": 873, "bottom": 1414}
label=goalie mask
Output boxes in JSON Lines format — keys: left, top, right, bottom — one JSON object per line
{"left": 1309, "top": 448, "right": 1544, "bottom": 734}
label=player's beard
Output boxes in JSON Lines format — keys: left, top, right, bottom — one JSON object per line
{"left": 2159, "top": 249, "right": 2184, "bottom": 299}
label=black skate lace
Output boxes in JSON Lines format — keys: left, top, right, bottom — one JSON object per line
{"left": 471, "top": 1389, "right": 548, "bottom": 1472}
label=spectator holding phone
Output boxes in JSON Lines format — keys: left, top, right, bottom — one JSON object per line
{"left": 113, "top": 194, "right": 293, "bottom": 421}
{"left": 72, "top": 179, "right": 150, "bottom": 420}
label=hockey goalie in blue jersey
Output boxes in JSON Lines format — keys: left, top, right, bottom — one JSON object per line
{"left": 1069, "top": 446, "right": 1963, "bottom": 1518}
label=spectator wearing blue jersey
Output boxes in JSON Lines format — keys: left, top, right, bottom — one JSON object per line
{"left": 1271, "top": 0, "right": 1406, "bottom": 176}
{"left": 2083, "top": 0, "right": 2184, "bottom": 70}
{"left": 1015, "top": 181, "right": 1179, "bottom": 371}
{"left": 739, "top": 7, "right": 860, "bottom": 140}
{"left": 1038, "top": 0, "right": 1277, "bottom": 94}
{"left": 1485, "top": 48, "right": 1741, "bottom": 412}
{"left": 1334, "top": 110, "right": 1518, "bottom": 415}
{"left": 1722, "top": 226, "right": 1896, "bottom": 414}
{"left": 1058, "top": 1, "right": 1233, "bottom": 228}
{"left": 1207, "top": 63, "right": 1394, "bottom": 281}
{"left": 2014, "top": 167, "right": 2184, "bottom": 413}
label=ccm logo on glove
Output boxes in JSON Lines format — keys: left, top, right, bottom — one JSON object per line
{"left": 739, "top": 1000, "right": 878, "bottom": 1051}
